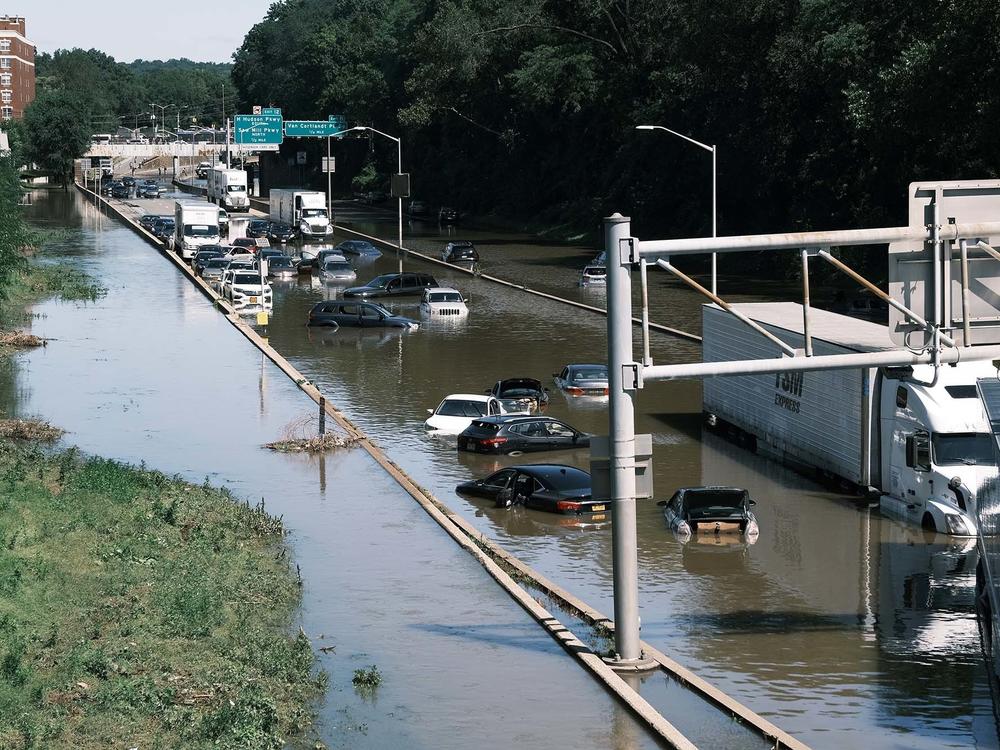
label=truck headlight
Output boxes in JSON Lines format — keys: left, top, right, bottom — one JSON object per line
{"left": 945, "top": 513, "right": 971, "bottom": 535}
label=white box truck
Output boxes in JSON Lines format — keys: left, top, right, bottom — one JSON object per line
{"left": 268, "top": 189, "right": 333, "bottom": 240}
{"left": 207, "top": 168, "right": 250, "bottom": 212}
{"left": 172, "top": 201, "right": 220, "bottom": 260}
{"left": 702, "top": 302, "right": 997, "bottom": 536}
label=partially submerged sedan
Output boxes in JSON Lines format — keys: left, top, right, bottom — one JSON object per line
{"left": 659, "top": 486, "right": 760, "bottom": 543}
{"left": 456, "top": 464, "right": 605, "bottom": 515}
{"left": 319, "top": 257, "right": 357, "bottom": 283}
{"left": 425, "top": 394, "right": 504, "bottom": 434}
{"left": 488, "top": 378, "right": 549, "bottom": 412}
{"left": 553, "top": 364, "right": 609, "bottom": 396}
{"left": 457, "top": 415, "right": 590, "bottom": 454}
{"left": 307, "top": 300, "right": 418, "bottom": 329}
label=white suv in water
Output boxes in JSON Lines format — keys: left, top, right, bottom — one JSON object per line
{"left": 221, "top": 270, "right": 273, "bottom": 311}
{"left": 420, "top": 287, "right": 468, "bottom": 318}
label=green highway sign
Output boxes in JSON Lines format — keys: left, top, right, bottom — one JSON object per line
{"left": 284, "top": 119, "right": 350, "bottom": 138}
{"left": 234, "top": 113, "right": 284, "bottom": 145}
{"left": 263, "top": 107, "right": 281, "bottom": 116}
{"left": 328, "top": 114, "right": 347, "bottom": 131}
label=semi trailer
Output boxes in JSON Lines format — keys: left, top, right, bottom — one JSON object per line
{"left": 702, "top": 302, "right": 997, "bottom": 536}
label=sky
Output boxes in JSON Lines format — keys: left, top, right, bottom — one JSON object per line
{"left": 11, "top": 0, "right": 277, "bottom": 62}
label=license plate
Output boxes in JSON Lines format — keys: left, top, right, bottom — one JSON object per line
{"left": 249, "top": 296, "right": 258, "bottom": 303}
{"left": 591, "top": 504, "right": 606, "bottom": 512}
{"left": 591, "top": 514, "right": 606, "bottom": 521}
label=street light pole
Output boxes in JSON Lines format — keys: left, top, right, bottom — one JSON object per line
{"left": 347, "top": 125, "right": 404, "bottom": 273}
{"left": 636, "top": 124, "right": 718, "bottom": 294}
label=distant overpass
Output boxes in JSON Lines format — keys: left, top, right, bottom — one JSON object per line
{"left": 84, "top": 143, "right": 227, "bottom": 159}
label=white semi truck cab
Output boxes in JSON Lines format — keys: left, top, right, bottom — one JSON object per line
{"left": 878, "top": 362, "right": 996, "bottom": 536}
{"left": 207, "top": 168, "right": 250, "bottom": 212}
{"left": 702, "top": 302, "right": 998, "bottom": 536}
{"left": 172, "top": 201, "right": 221, "bottom": 260}
{"left": 269, "top": 189, "right": 333, "bottom": 240}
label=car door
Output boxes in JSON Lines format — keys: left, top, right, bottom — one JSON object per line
{"left": 336, "top": 303, "right": 360, "bottom": 327}
{"left": 401, "top": 274, "right": 420, "bottom": 295}
{"left": 384, "top": 278, "right": 402, "bottom": 297}
{"left": 359, "top": 304, "right": 383, "bottom": 327}
{"left": 544, "top": 420, "right": 578, "bottom": 449}
{"left": 511, "top": 472, "right": 537, "bottom": 506}
{"left": 519, "top": 421, "right": 550, "bottom": 452}
{"left": 482, "top": 469, "right": 516, "bottom": 500}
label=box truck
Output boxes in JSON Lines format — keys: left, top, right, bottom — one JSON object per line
{"left": 268, "top": 189, "right": 333, "bottom": 240}
{"left": 702, "top": 302, "right": 997, "bottom": 536}
{"left": 171, "top": 201, "right": 220, "bottom": 260}
{"left": 207, "top": 168, "right": 250, "bottom": 212}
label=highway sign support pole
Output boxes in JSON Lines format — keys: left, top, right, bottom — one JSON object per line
{"left": 327, "top": 135, "right": 332, "bottom": 232}
{"left": 604, "top": 213, "right": 648, "bottom": 669}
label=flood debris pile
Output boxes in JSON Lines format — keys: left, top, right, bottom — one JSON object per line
{"left": 0, "top": 416, "right": 63, "bottom": 441}
{"left": 263, "top": 413, "right": 361, "bottom": 453}
{"left": 0, "top": 441, "right": 325, "bottom": 750}
{"left": 0, "top": 330, "right": 44, "bottom": 349}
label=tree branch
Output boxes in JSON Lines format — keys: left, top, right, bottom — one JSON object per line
{"left": 475, "top": 24, "right": 619, "bottom": 56}
{"left": 446, "top": 107, "right": 507, "bottom": 138}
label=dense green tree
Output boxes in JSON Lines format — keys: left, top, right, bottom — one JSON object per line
{"left": 22, "top": 90, "right": 94, "bottom": 185}
{"left": 0, "top": 151, "right": 30, "bottom": 299}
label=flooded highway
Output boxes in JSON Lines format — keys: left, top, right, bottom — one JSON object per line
{"left": 12, "top": 187, "right": 1000, "bottom": 749}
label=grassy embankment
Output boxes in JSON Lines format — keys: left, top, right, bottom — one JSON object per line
{"left": 0, "top": 440, "right": 325, "bottom": 749}
{"left": 0, "top": 250, "right": 325, "bottom": 748}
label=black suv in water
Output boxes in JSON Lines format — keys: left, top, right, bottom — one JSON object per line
{"left": 342, "top": 272, "right": 437, "bottom": 299}
{"left": 442, "top": 241, "right": 479, "bottom": 263}
{"left": 457, "top": 415, "right": 590, "bottom": 455}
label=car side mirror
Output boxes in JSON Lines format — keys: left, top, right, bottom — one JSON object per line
{"left": 749, "top": 499, "right": 757, "bottom": 506}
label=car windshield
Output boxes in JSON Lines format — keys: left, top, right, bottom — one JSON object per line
{"left": 364, "top": 275, "right": 395, "bottom": 289}
{"left": 269, "top": 257, "right": 293, "bottom": 268}
{"left": 429, "top": 292, "right": 463, "bottom": 303}
{"left": 932, "top": 433, "right": 996, "bottom": 466}
{"left": 249, "top": 221, "right": 268, "bottom": 230}
{"left": 437, "top": 400, "right": 488, "bottom": 418}
{"left": 226, "top": 185, "right": 244, "bottom": 193}
{"left": 571, "top": 367, "right": 608, "bottom": 381}
{"left": 302, "top": 209, "right": 326, "bottom": 218}
{"left": 271, "top": 225, "right": 291, "bottom": 232}
{"left": 324, "top": 262, "right": 352, "bottom": 271}
{"left": 233, "top": 274, "right": 261, "bottom": 286}
{"left": 683, "top": 490, "right": 747, "bottom": 516}
{"left": 205, "top": 259, "right": 228, "bottom": 268}
{"left": 185, "top": 225, "right": 216, "bottom": 237}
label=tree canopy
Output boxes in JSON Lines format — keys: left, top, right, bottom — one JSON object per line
{"left": 231, "top": 0, "right": 1000, "bottom": 251}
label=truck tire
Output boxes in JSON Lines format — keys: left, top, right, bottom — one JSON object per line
{"left": 921, "top": 512, "right": 937, "bottom": 532}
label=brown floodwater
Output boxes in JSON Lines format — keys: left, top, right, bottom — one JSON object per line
{"left": 10, "top": 187, "right": 1000, "bottom": 749}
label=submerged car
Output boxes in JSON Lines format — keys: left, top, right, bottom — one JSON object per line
{"left": 151, "top": 218, "right": 175, "bottom": 240}
{"left": 420, "top": 287, "right": 468, "bottom": 317}
{"left": 268, "top": 222, "right": 296, "bottom": 244}
{"left": 266, "top": 255, "right": 297, "bottom": 278}
{"left": 408, "top": 199, "right": 429, "bottom": 218}
{"left": 221, "top": 271, "right": 273, "bottom": 311}
{"left": 231, "top": 237, "right": 260, "bottom": 253}
{"left": 246, "top": 219, "right": 271, "bottom": 239}
{"left": 456, "top": 465, "right": 605, "bottom": 515}
{"left": 425, "top": 394, "right": 505, "bottom": 434}
{"left": 342, "top": 272, "right": 437, "bottom": 299}
{"left": 199, "top": 258, "right": 229, "bottom": 283}
{"left": 580, "top": 265, "right": 607, "bottom": 286}
{"left": 441, "top": 241, "right": 479, "bottom": 264}
{"left": 438, "top": 206, "right": 459, "bottom": 224}
{"left": 334, "top": 239, "right": 382, "bottom": 258}
{"left": 488, "top": 378, "right": 549, "bottom": 412}
{"left": 457, "top": 415, "right": 590, "bottom": 455}
{"left": 138, "top": 214, "right": 165, "bottom": 231}
{"left": 307, "top": 300, "right": 419, "bottom": 329}
{"left": 319, "top": 258, "right": 357, "bottom": 283}
{"left": 659, "top": 486, "right": 759, "bottom": 543}
{"left": 553, "top": 364, "right": 609, "bottom": 396}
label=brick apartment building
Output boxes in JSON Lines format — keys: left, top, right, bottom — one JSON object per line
{"left": 0, "top": 16, "right": 34, "bottom": 120}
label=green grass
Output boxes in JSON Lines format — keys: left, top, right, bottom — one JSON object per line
{"left": 0, "top": 440, "right": 324, "bottom": 749}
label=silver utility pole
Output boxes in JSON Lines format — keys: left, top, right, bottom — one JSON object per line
{"left": 327, "top": 135, "right": 332, "bottom": 226}
{"left": 397, "top": 136, "right": 403, "bottom": 274}
{"left": 604, "top": 213, "right": 644, "bottom": 665}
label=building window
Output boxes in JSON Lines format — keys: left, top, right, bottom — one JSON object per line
{"left": 1, "top": 107, "right": 12, "bottom": 120}
{"left": 1, "top": 91, "right": 11, "bottom": 104}
{"left": 0, "top": 74, "right": 10, "bottom": 86}
{"left": 0, "top": 41, "right": 9, "bottom": 53}
{"left": 0, "top": 58, "right": 9, "bottom": 69}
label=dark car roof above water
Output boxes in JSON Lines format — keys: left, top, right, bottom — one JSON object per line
{"left": 513, "top": 464, "right": 591, "bottom": 488}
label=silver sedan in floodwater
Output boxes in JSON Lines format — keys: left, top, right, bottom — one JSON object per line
{"left": 553, "top": 364, "right": 609, "bottom": 397}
